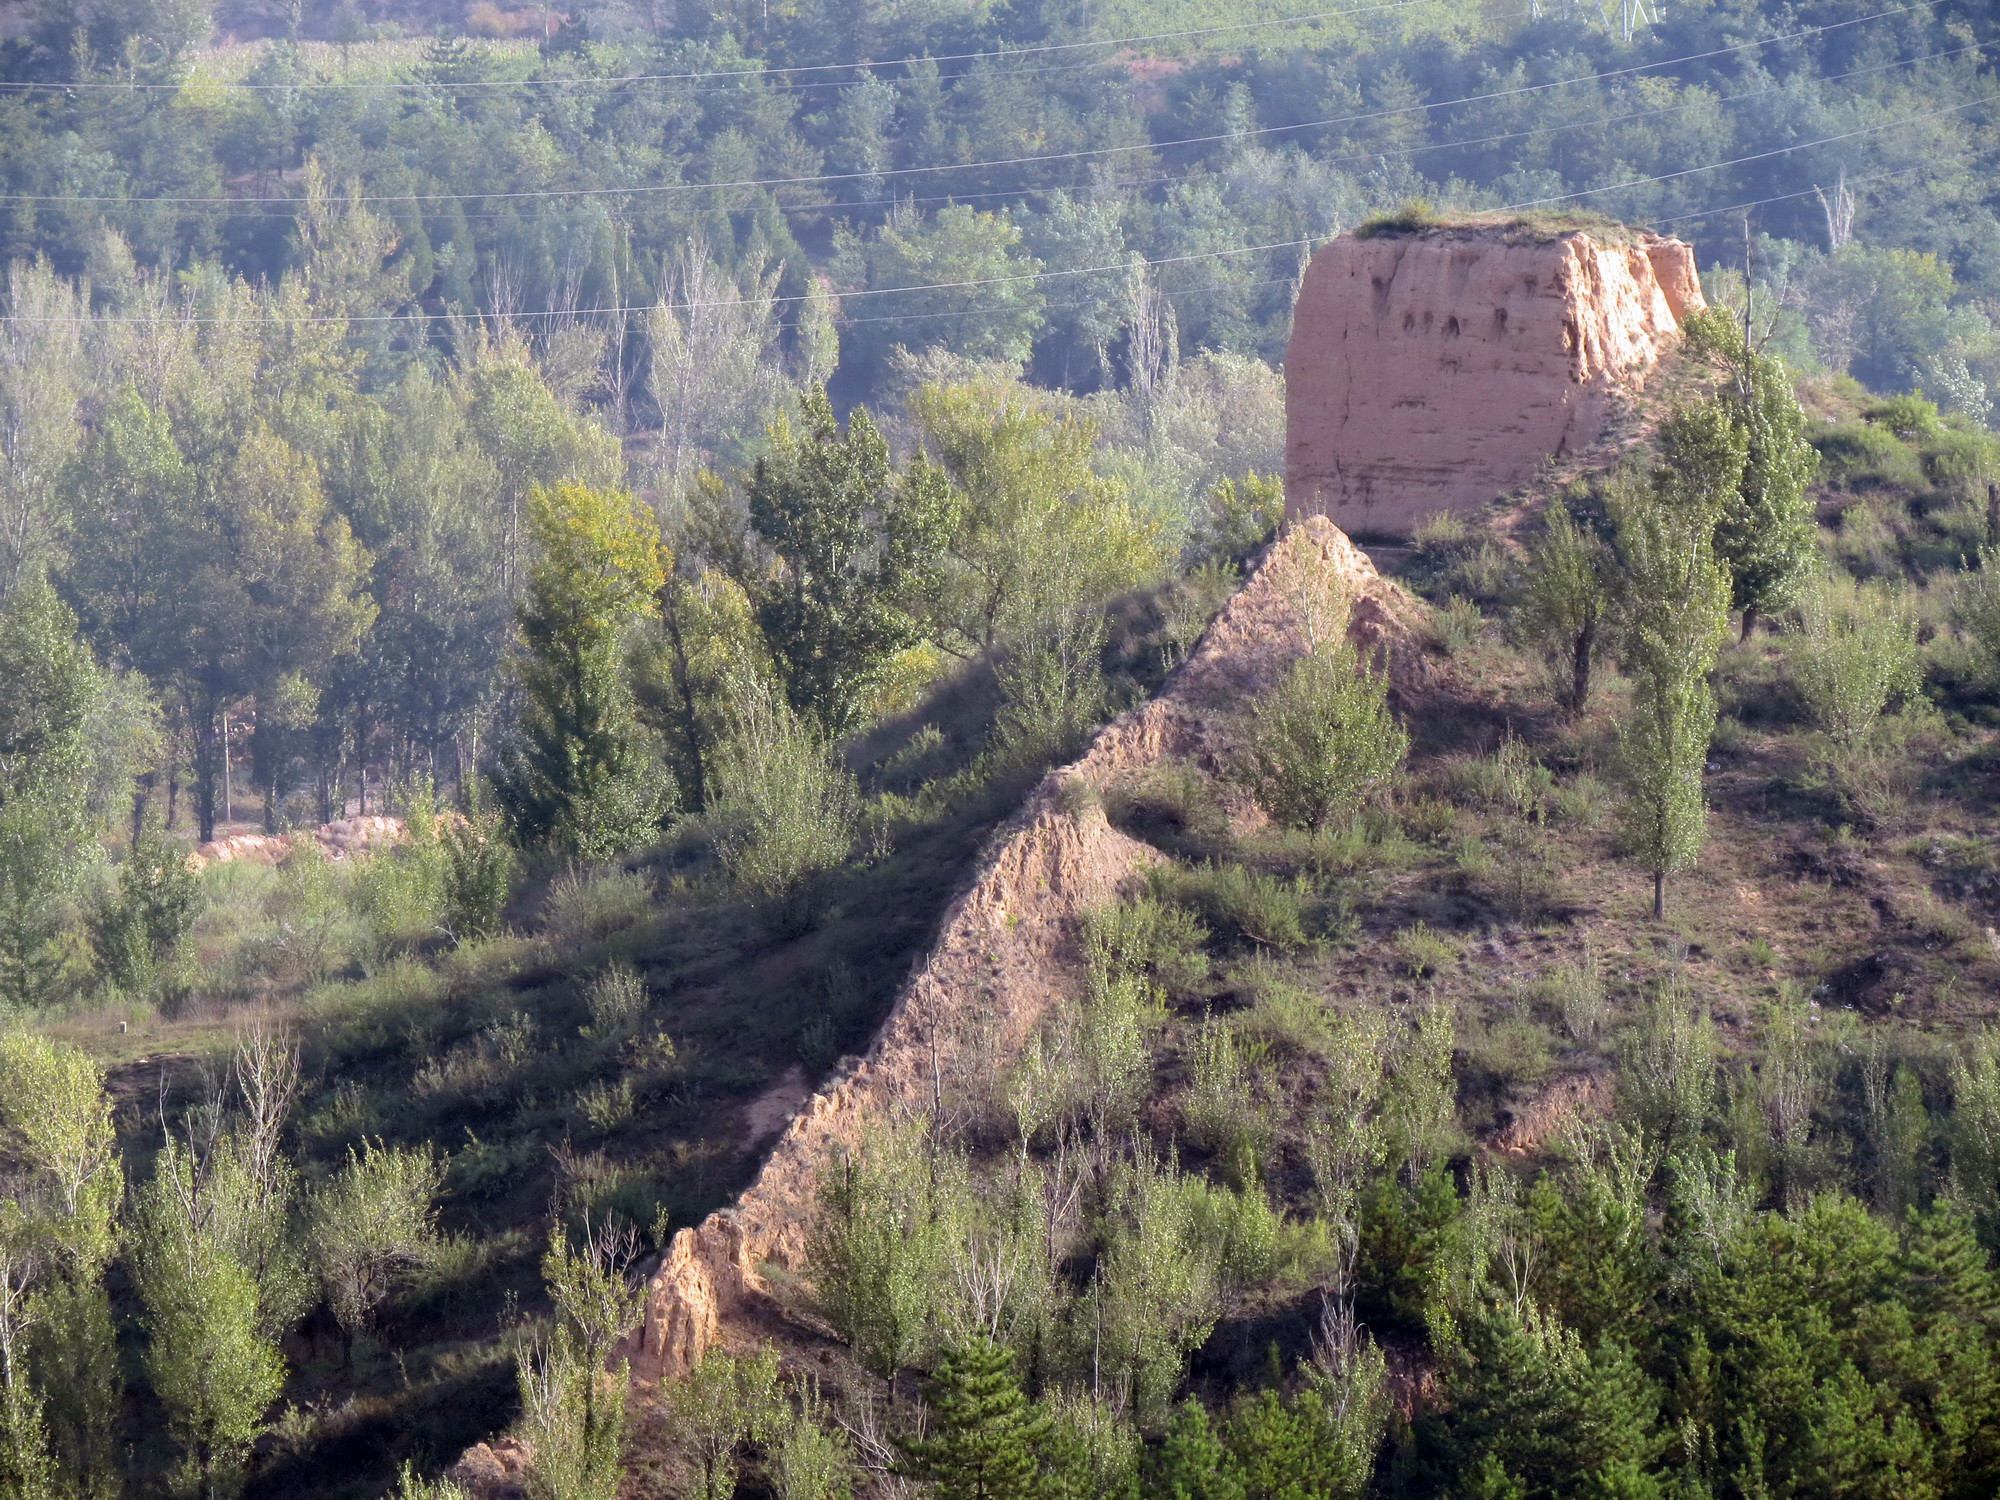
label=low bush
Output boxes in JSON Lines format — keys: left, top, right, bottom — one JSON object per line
{"left": 1170, "top": 864, "right": 1312, "bottom": 950}
{"left": 542, "top": 869, "right": 654, "bottom": 953}
{"left": 1393, "top": 921, "right": 1462, "bottom": 978}
{"left": 1234, "top": 646, "right": 1407, "bottom": 833}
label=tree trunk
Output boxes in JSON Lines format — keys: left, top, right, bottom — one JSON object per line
{"left": 1568, "top": 618, "right": 1596, "bottom": 717}
{"left": 1653, "top": 870, "right": 1666, "bottom": 921}
{"left": 1740, "top": 604, "right": 1759, "bottom": 644}
{"left": 192, "top": 700, "right": 221, "bottom": 844}
{"left": 663, "top": 585, "right": 708, "bottom": 813}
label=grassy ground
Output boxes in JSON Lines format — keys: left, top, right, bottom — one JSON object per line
{"left": 50, "top": 567, "right": 1229, "bottom": 1500}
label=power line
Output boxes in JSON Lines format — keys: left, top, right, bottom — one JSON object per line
{"left": 11, "top": 90, "right": 1989, "bottom": 329}
{"left": 125, "top": 31, "right": 2000, "bottom": 229}
{"left": 0, "top": 0, "right": 1437, "bottom": 93}
{"left": 0, "top": 0, "right": 1956, "bottom": 208}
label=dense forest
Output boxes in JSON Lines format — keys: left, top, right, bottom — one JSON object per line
{"left": 0, "top": 0, "right": 1997, "bottom": 1496}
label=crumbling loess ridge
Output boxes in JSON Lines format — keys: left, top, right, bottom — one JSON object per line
{"left": 623, "top": 517, "right": 1419, "bottom": 1384}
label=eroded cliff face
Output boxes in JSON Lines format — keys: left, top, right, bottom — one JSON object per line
{"left": 1285, "top": 228, "right": 1704, "bottom": 537}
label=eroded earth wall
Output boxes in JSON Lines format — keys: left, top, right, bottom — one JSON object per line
{"left": 625, "top": 517, "right": 1416, "bottom": 1383}
{"left": 1285, "top": 228, "right": 1704, "bottom": 537}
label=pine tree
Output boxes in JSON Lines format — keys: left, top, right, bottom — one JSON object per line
{"left": 1149, "top": 1400, "right": 1245, "bottom": 1500}
{"left": 493, "top": 484, "right": 672, "bottom": 861}
{"left": 899, "top": 1336, "right": 1048, "bottom": 1500}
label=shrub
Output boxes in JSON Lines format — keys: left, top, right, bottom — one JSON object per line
{"left": 1532, "top": 949, "right": 1607, "bottom": 1043}
{"left": 992, "top": 611, "right": 1111, "bottom": 768}
{"left": 711, "top": 686, "right": 858, "bottom": 922}
{"left": 1084, "top": 896, "right": 1209, "bottom": 998}
{"left": 581, "top": 963, "right": 647, "bottom": 1041}
{"left": 1393, "top": 922, "right": 1461, "bottom": 978}
{"left": 1193, "top": 472, "right": 1286, "bottom": 565}
{"left": 1431, "top": 596, "right": 1485, "bottom": 656}
{"left": 1171, "top": 865, "right": 1310, "bottom": 950}
{"left": 1785, "top": 573, "right": 1920, "bottom": 743}
{"left": 541, "top": 870, "right": 653, "bottom": 953}
{"left": 438, "top": 812, "right": 517, "bottom": 940}
{"left": 1180, "top": 1021, "right": 1264, "bottom": 1166}
{"left": 1448, "top": 738, "right": 1554, "bottom": 822}
{"left": 1235, "top": 646, "right": 1406, "bottom": 832}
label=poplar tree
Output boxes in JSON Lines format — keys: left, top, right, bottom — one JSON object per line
{"left": 0, "top": 578, "right": 104, "bottom": 1008}
{"left": 1517, "top": 498, "right": 1614, "bottom": 717}
{"left": 0, "top": 1033, "right": 122, "bottom": 1500}
{"left": 1684, "top": 312, "right": 1821, "bottom": 641}
{"left": 493, "top": 484, "right": 672, "bottom": 861}
{"left": 1615, "top": 403, "right": 1743, "bottom": 919}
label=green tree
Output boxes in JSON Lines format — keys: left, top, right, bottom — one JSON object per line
{"left": 742, "top": 389, "right": 952, "bottom": 735}
{"left": 899, "top": 1336, "right": 1049, "bottom": 1500}
{"left": 0, "top": 1033, "right": 121, "bottom": 1500}
{"left": 808, "top": 1133, "right": 951, "bottom": 1380}
{"left": 1517, "top": 498, "right": 1614, "bottom": 717}
{"left": 0, "top": 578, "right": 105, "bottom": 1008}
{"left": 1149, "top": 1400, "right": 1245, "bottom": 1500}
{"left": 910, "top": 379, "right": 1165, "bottom": 656}
{"left": 670, "top": 1347, "right": 783, "bottom": 1500}
{"left": 88, "top": 830, "right": 202, "bottom": 1000}
{"left": 831, "top": 205, "right": 1046, "bottom": 374}
{"left": 132, "top": 1139, "right": 289, "bottom": 1500}
{"left": 1234, "top": 641, "right": 1406, "bottom": 832}
{"left": 493, "top": 483, "right": 672, "bottom": 861}
{"left": 1614, "top": 405, "right": 1743, "bottom": 919}
{"left": 519, "top": 1221, "right": 646, "bottom": 1500}
{"left": 305, "top": 1142, "right": 443, "bottom": 1362}
{"left": 1683, "top": 311, "right": 1820, "bottom": 640}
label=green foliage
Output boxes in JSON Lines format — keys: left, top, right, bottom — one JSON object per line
{"left": 770, "top": 1388, "right": 855, "bottom": 1500}
{"left": 1683, "top": 310, "right": 1822, "bottom": 631}
{"left": 493, "top": 483, "right": 672, "bottom": 862}
{"left": 1614, "top": 406, "right": 1741, "bottom": 915}
{"left": 1619, "top": 985, "right": 1716, "bottom": 1157}
{"left": 1095, "top": 1148, "right": 1222, "bottom": 1416}
{"left": 913, "top": 380, "right": 1167, "bottom": 655}
{"left": 1517, "top": 500, "right": 1613, "bottom": 716}
{"left": 809, "top": 1131, "right": 952, "bottom": 1380}
{"left": 87, "top": 831, "right": 201, "bottom": 999}
{"left": 1785, "top": 572, "right": 1921, "bottom": 743}
{"left": 132, "top": 1139, "right": 289, "bottom": 1500}
{"left": 520, "top": 1221, "right": 647, "bottom": 1500}
{"left": 899, "top": 1335, "right": 1048, "bottom": 1500}
{"left": 1235, "top": 644, "right": 1406, "bottom": 832}
{"left": 305, "top": 1141, "right": 443, "bottom": 1347}
{"left": 1192, "top": 473, "right": 1287, "bottom": 567}
{"left": 710, "top": 684, "right": 859, "bottom": 921}
{"left": 668, "top": 1347, "right": 783, "bottom": 1500}
{"left": 991, "top": 610, "right": 1112, "bottom": 769}
{"left": 743, "top": 389, "right": 953, "bottom": 736}
{"left": 0, "top": 578, "right": 104, "bottom": 1009}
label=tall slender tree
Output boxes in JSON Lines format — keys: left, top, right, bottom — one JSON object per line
{"left": 1615, "top": 404, "right": 1744, "bottom": 919}
{"left": 493, "top": 483, "right": 671, "bottom": 861}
